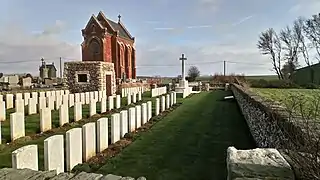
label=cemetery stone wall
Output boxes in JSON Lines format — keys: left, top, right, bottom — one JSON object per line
{"left": 231, "top": 83, "right": 319, "bottom": 151}
{"left": 64, "top": 61, "right": 116, "bottom": 94}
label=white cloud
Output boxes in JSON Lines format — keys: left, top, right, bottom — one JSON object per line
{"left": 0, "top": 21, "right": 80, "bottom": 76}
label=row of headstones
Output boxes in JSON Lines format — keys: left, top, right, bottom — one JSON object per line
{"left": 4, "top": 91, "right": 144, "bottom": 143}
{"left": 151, "top": 87, "right": 167, "bottom": 97}
{"left": 11, "top": 92, "right": 177, "bottom": 174}
{"left": 0, "top": 89, "right": 143, "bottom": 121}
{"left": 121, "top": 86, "right": 145, "bottom": 97}
{"left": 1, "top": 90, "right": 70, "bottom": 110}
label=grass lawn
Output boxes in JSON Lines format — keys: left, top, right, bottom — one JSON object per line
{"left": 251, "top": 88, "right": 320, "bottom": 116}
{"left": 96, "top": 91, "right": 256, "bottom": 180}
{"left": 0, "top": 92, "right": 160, "bottom": 170}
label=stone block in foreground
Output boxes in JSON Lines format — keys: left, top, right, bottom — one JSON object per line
{"left": 0, "top": 168, "right": 147, "bottom": 179}
{"left": 226, "top": 146, "right": 295, "bottom": 180}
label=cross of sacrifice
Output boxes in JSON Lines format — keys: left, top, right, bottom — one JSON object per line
{"left": 179, "top": 53, "right": 187, "bottom": 80}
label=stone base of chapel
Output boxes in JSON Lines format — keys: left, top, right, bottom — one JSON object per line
{"left": 64, "top": 61, "right": 116, "bottom": 95}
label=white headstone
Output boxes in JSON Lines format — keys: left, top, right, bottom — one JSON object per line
{"left": 47, "top": 96, "right": 54, "bottom": 110}
{"left": 16, "top": 93, "right": 23, "bottom": 100}
{"left": 15, "top": 99, "right": 24, "bottom": 115}
{"left": 82, "top": 122, "right": 96, "bottom": 161}
{"left": 116, "top": 95, "right": 121, "bottom": 109}
{"left": 0, "top": 101, "right": 5, "bottom": 121}
{"left": 38, "top": 97, "right": 46, "bottom": 112}
{"left": 40, "top": 108, "right": 52, "bottom": 132}
{"left": 44, "top": 135, "right": 64, "bottom": 174}
{"left": 147, "top": 101, "right": 152, "bottom": 121}
{"left": 128, "top": 107, "right": 136, "bottom": 132}
{"left": 120, "top": 110, "right": 128, "bottom": 137}
{"left": 80, "top": 93, "right": 85, "bottom": 105}
{"left": 111, "top": 113, "right": 120, "bottom": 143}
{"left": 10, "top": 112, "right": 25, "bottom": 141}
{"left": 62, "top": 94, "right": 69, "bottom": 106}
{"left": 66, "top": 128, "right": 82, "bottom": 171}
{"left": 59, "top": 104, "right": 69, "bottom": 126}
{"left": 97, "top": 118, "right": 108, "bottom": 153}
{"left": 138, "top": 91, "right": 142, "bottom": 101}
{"left": 94, "top": 91, "right": 99, "bottom": 102}
{"left": 108, "top": 96, "right": 114, "bottom": 111}
{"left": 89, "top": 99, "right": 96, "bottom": 117}
{"left": 132, "top": 93, "right": 136, "bottom": 103}
{"left": 31, "top": 92, "right": 38, "bottom": 104}
{"left": 155, "top": 98, "right": 160, "bottom": 116}
{"left": 55, "top": 95, "right": 62, "bottom": 110}
{"left": 127, "top": 93, "right": 131, "bottom": 105}
{"left": 74, "top": 103, "right": 82, "bottom": 121}
{"left": 12, "top": 145, "right": 38, "bottom": 170}
{"left": 166, "top": 94, "right": 170, "bottom": 109}
{"left": 141, "top": 103, "right": 147, "bottom": 125}
{"left": 161, "top": 96, "right": 165, "bottom": 112}
{"left": 39, "top": 92, "right": 45, "bottom": 98}
{"left": 6, "top": 94, "right": 13, "bottom": 109}
{"left": 100, "top": 97, "right": 107, "bottom": 114}
{"left": 69, "top": 94, "right": 75, "bottom": 107}
{"left": 75, "top": 93, "right": 80, "bottom": 103}
{"left": 89, "top": 92, "right": 94, "bottom": 102}
{"left": 85, "top": 92, "right": 90, "bottom": 104}
{"left": 98, "top": 91, "right": 103, "bottom": 102}
{"left": 24, "top": 93, "right": 31, "bottom": 106}
{"left": 46, "top": 91, "right": 51, "bottom": 98}
{"left": 135, "top": 105, "right": 141, "bottom": 128}
{"left": 65, "top": 90, "right": 70, "bottom": 95}
{"left": 27, "top": 98, "right": 37, "bottom": 115}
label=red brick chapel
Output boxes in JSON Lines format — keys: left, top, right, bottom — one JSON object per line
{"left": 81, "top": 11, "right": 136, "bottom": 81}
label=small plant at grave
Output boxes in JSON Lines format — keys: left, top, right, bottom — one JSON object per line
{"left": 281, "top": 92, "right": 320, "bottom": 179}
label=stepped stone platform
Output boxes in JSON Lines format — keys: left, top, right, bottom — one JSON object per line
{"left": 0, "top": 168, "right": 146, "bottom": 180}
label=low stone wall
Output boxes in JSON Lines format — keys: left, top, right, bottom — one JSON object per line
{"left": 230, "top": 84, "right": 316, "bottom": 151}
{"left": 230, "top": 83, "right": 320, "bottom": 179}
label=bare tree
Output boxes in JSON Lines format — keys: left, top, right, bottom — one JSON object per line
{"left": 295, "top": 17, "right": 316, "bottom": 83}
{"left": 279, "top": 25, "right": 300, "bottom": 79}
{"left": 304, "top": 13, "right": 320, "bottom": 62}
{"left": 295, "top": 17, "right": 311, "bottom": 67}
{"left": 257, "top": 28, "right": 284, "bottom": 79}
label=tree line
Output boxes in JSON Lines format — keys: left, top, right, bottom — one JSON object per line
{"left": 257, "top": 13, "right": 320, "bottom": 81}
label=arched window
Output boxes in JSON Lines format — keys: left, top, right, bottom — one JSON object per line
{"left": 89, "top": 39, "right": 101, "bottom": 60}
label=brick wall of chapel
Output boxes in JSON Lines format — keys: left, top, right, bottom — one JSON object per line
{"left": 115, "top": 37, "right": 135, "bottom": 79}
{"left": 81, "top": 23, "right": 136, "bottom": 80}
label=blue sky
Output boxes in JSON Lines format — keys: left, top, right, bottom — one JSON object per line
{"left": 0, "top": 0, "right": 319, "bottom": 77}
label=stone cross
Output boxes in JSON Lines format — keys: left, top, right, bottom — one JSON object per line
{"left": 118, "top": 14, "right": 121, "bottom": 22}
{"left": 179, "top": 54, "right": 187, "bottom": 80}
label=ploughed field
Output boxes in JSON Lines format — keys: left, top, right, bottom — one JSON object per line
{"left": 251, "top": 88, "right": 320, "bottom": 117}
{"left": 96, "top": 91, "right": 255, "bottom": 180}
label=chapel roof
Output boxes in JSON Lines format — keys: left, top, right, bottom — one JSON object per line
{"left": 96, "top": 11, "right": 133, "bottom": 40}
